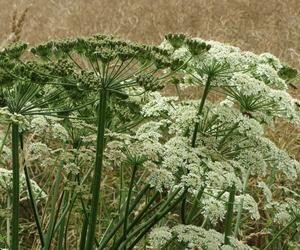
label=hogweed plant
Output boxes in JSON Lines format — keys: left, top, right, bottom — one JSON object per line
{"left": 0, "top": 33, "right": 299, "bottom": 249}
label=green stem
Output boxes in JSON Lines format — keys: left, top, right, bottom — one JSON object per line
{"left": 122, "top": 164, "right": 138, "bottom": 248}
{"left": 79, "top": 217, "right": 89, "bottom": 250}
{"left": 57, "top": 190, "right": 70, "bottom": 250}
{"left": 114, "top": 188, "right": 184, "bottom": 250}
{"left": 84, "top": 90, "right": 108, "bottom": 250}
{"left": 21, "top": 134, "right": 45, "bottom": 247}
{"left": 43, "top": 161, "right": 64, "bottom": 250}
{"left": 263, "top": 216, "right": 299, "bottom": 250}
{"left": 187, "top": 185, "right": 205, "bottom": 224}
{"left": 159, "top": 235, "right": 177, "bottom": 250}
{"left": 234, "top": 167, "right": 251, "bottom": 237}
{"left": 24, "top": 164, "right": 45, "bottom": 247}
{"left": 224, "top": 185, "right": 236, "bottom": 245}
{"left": 11, "top": 122, "right": 20, "bottom": 250}
{"left": 6, "top": 195, "right": 11, "bottom": 248}
{"left": 126, "top": 190, "right": 185, "bottom": 249}
{"left": 126, "top": 192, "right": 160, "bottom": 233}
{"left": 217, "top": 123, "right": 239, "bottom": 151}
{"left": 180, "top": 190, "right": 187, "bottom": 224}
{"left": 119, "top": 163, "right": 125, "bottom": 215}
{"left": 191, "top": 76, "right": 211, "bottom": 148}
{"left": 97, "top": 185, "right": 150, "bottom": 249}
{"left": 181, "top": 77, "right": 212, "bottom": 225}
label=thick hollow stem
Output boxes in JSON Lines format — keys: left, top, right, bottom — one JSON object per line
{"left": 84, "top": 90, "right": 108, "bottom": 250}
{"left": 11, "top": 123, "right": 20, "bottom": 250}
{"left": 6, "top": 195, "right": 11, "bottom": 248}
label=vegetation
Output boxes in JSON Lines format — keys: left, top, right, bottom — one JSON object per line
{"left": 0, "top": 32, "right": 299, "bottom": 249}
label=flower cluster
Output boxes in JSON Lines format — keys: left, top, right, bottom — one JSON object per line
{"left": 0, "top": 168, "right": 46, "bottom": 201}
{"left": 150, "top": 224, "right": 252, "bottom": 249}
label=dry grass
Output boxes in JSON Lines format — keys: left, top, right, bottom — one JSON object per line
{"left": 0, "top": 0, "right": 300, "bottom": 67}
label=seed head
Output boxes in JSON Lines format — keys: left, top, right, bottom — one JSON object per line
{"left": 165, "top": 33, "right": 187, "bottom": 49}
{"left": 185, "top": 38, "right": 210, "bottom": 56}
{"left": 0, "top": 42, "right": 28, "bottom": 59}
{"left": 278, "top": 65, "right": 298, "bottom": 80}
{"left": 136, "top": 74, "right": 163, "bottom": 91}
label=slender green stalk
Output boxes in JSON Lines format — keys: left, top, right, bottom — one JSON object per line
{"left": 11, "top": 122, "right": 20, "bottom": 250}
{"left": 191, "top": 76, "right": 212, "bottom": 148}
{"left": 112, "top": 188, "right": 183, "bottom": 250}
{"left": 24, "top": 164, "right": 45, "bottom": 247}
{"left": 119, "top": 163, "right": 125, "bottom": 215}
{"left": 217, "top": 123, "right": 238, "bottom": 151}
{"left": 122, "top": 164, "right": 138, "bottom": 248}
{"left": 84, "top": 90, "right": 108, "bottom": 250}
{"left": 79, "top": 216, "right": 89, "bottom": 250}
{"left": 126, "top": 192, "right": 160, "bottom": 233}
{"left": 180, "top": 190, "right": 187, "bottom": 224}
{"left": 97, "top": 185, "right": 150, "bottom": 249}
{"left": 263, "top": 216, "right": 299, "bottom": 250}
{"left": 186, "top": 185, "right": 205, "bottom": 224}
{"left": 57, "top": 190, "right": 70, "bottom": 250}
{"left": 20, "top": 134, "right": 45, "bottom": 247}
{"left": 224, "top": 185, "right": 236, "bottom": 245}
{"left": 181, "top": 77, "right": 212, "bottom": 224}
{"left": 79, "top": 168, "right": 95, "bottom": 249}
{"left": 125, "top": 191, "right": 185, "bottom": 249}
{"left": 234, "top": 167, "right": 251, "bottom": 237}
{"left": 43, "top": 161, "right": 64, "bottom": 250}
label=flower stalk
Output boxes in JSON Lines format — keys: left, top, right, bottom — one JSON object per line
{"left": 11, "top": 122, "right": 20, "bottom": 250}
{"left": 191, "top": 75, "right": 212, "bottom": 148}
{"left": 84, "top": 89, "right": 108, "bottom": 250}
{"left": 224, "top": 185, "right": 236, "bottom": 245}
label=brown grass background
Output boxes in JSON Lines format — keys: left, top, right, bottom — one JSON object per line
{"left": 0, "top": 0, "right": 299, "bottom": 157}
{"left": 1, "top": 0, "right": 300, "bottom": 68}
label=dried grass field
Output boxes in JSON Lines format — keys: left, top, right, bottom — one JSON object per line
{"left": 0, "top": 0, "right": 299, "bottom": 66}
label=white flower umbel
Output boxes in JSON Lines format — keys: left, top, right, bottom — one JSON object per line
{"left": 147, "top": 167, "right": 175, "bottom": 192}
{"left": 0, "top": 168, "right": 46, "bottom": 201}
{"left": 234, "top": 194, "right": 260, "bottom": 220}
{"left": 149, "top": 226, "right": 173, "bottom": 248}
{"left": 149, "top": 224, "right": 253, "bottom": 249}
